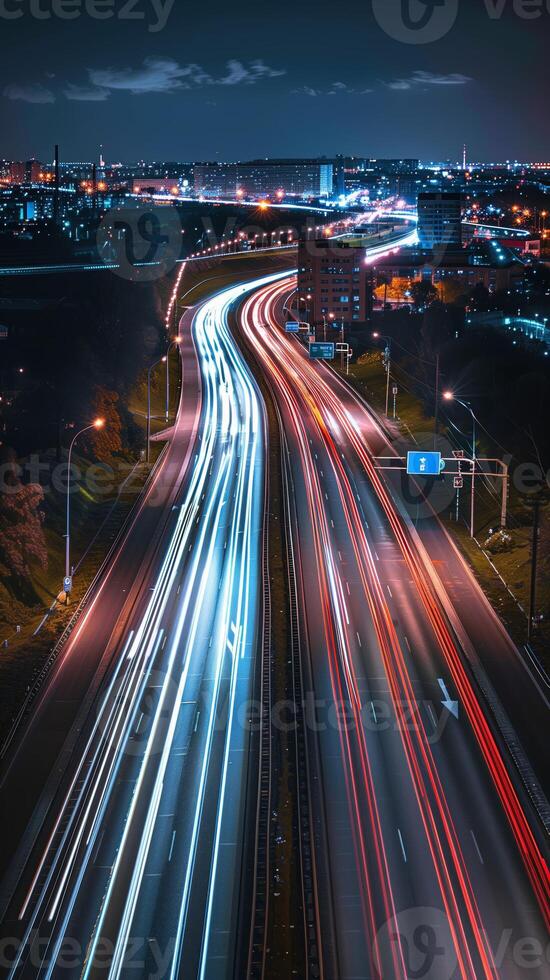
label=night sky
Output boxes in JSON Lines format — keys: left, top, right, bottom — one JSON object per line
{"left": 1, "top": 0, "right": 549, "bottom": 163}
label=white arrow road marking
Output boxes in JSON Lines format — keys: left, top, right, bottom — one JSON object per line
{"left": 438, "top": 678, "right": 459, "bottom": 719}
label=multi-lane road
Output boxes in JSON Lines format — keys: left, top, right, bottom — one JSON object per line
{"left": 237, "top": 276, "right": 550, "bottom": 980}
{"left": 0, "top": 264, "right": 548, "bottom": 980}
{"left": 0, "top": 270, "right": 289, "bottom": 978}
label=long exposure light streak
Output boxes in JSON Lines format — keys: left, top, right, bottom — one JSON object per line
{"left": 238, "top": 275, "right": 549, "bottom": 979}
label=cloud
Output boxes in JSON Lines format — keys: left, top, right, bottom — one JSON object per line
{"left": 217, "top": 59, "right": 286, "bottom": 85}
{"left": 85, "top": 57, "right": 285, "bottom": 96}
{"left": 88, "top": 57, "right": 189, "bottom": 94}
{"left": 387, "top": 70, "right": 472, "bottom": 90}
{"left": 3, "top": 83, "right": 55, "bottom": 104}
{"left": 293, "top": 82, "right": 373, "bottom": 97}
{"left": 64, "top": 84, "right": 111, "bottom": 102}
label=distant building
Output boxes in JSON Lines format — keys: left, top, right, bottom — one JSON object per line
{"left": 372, "top": 239, "right": 526, "bottom": 294}
{"left": 194, "top": 160, "right": 333, "bottom": 199}
{"left": 8, "top": 160, "right": 43, "bottom": 184}
{"left": 418, "top": 192, "right": 463, "bottom": 248}
{"left": 297, "top": 238, "right": 369, "bottom": 324}
{"left": 368, "top": 159, "right": 419, "bottom": 176}
{"left": 9, "top": 162, "right": 25, "bottom": 184}
{"left": 132, "top": 178, "right": 180, "bottom": 195}
{"left": 27, "top": 160, "right": 42, "bottom": 182}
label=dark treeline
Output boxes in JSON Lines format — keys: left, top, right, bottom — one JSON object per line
{"left": 368, "top": 270, "right": 550, "bottom": 473}
{"left": 0, "top": 268, "right": 166, "bottom": 460}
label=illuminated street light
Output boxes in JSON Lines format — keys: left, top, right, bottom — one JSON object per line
{"left": 63, "top": 418, "right": 105, "bottom": 597}
{"left": 147, "top": 355, "right": 167, "bottom": 463}
{"left": 165, "top": 337, "right": 181, "bottom": 422}
{"left": 442, "top": 392, "right": 478, "bottom": 537}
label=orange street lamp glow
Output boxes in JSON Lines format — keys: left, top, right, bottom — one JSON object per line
{"left": 94, "top": 418, "right": 105, "bottom": 429}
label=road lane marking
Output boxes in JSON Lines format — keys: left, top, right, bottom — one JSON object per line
{"left": 397, "top": 829, "right": 407, "bottom": 863}
{"left": 168, "top": 831, "right": 177, "bottom": 863}
{"left": 426, "top": 703, "right": 437, "bottom": 728}
{"left": 470, "top": 830, "right": 484, "bottom": 864}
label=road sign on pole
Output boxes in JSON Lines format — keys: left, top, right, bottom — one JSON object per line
{"left": 309, "top": 342, "right": 335, "bottom": 361}
{"left": 285, "top": 321, "right": 300, "bottom": 333}
{"left": 406, "top": 451, "right": 445, "bottom": 476}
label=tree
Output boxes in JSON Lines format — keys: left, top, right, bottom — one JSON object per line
{"left": 0, "top": 450, "right": 47, "bottom": 583}
{"left": 86, "top": 387, "right": 123, "bottom": 461}
{"left": 410, "top": 279, "right": 437, "bottom": 311}
{"left": 469, "top": 282, "right": 490, "bottom": 312}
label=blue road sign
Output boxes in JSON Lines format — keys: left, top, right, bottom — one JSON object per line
{"left": 285, "top": 321, "right": 300, "bottom": 333}
{"left": 406, "top": 451, "right": 445, "bottom": 476}
{"left": 309, "top": 342, "right": 335, "bottom": 360}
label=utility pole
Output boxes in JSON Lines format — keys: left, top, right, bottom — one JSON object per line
{"left": 53, "top": 144, "right": 60, "bottom": 227}
{"left": 434, "top": 352, "right": 440, "bottom": 447}
{"left": 528, "top": 497, "right": 541, "bottom": 643}
{"left": 385, "top": 348, "right": 391, "bottom": 417}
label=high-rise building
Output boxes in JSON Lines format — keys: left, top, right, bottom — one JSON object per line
{"left": 297, "top": 238, "right": 369, "bottom": 324}
{"left": 417, "top": 192, "right": 463, "bottom": 248}
{"left": 194, "top": 159, "right": 333, "bottom": 199}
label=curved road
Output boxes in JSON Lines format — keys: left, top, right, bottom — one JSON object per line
{"left": 0, "top": 270, "right": 288, "bottom": 979}
{"left": 237, "top": 276, "right": 549, "bottom": 980}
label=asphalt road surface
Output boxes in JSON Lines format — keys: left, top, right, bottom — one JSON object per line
{"left": 237, "top": 275, "right": 550, "bottom": 980}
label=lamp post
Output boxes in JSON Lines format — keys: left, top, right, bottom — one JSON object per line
{"left": 443, "top": 393, "right": 477, "bottom": 537}
{"left": 165, "top": 335, "right": 182, "bottom": 422}
{"left": 64, "top": 418, "right": 105, "bottom": 595}
{"left": 147, "top": 355, "right": 167, "bottom": 463}
{"left": 373, "top": 332, "right": 392, "bottom": 417}
{"left": 323, "top": 312, "right": 335, "bottom": 341}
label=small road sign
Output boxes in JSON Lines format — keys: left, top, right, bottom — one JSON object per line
{"left": 309, "top": 342, "right": 335, "bottom": 361}
{"left": 285, "top": 321, "right": 300, "bottom": 333}
{"left": 452, "top": 450, "right": 465, "bottom": 459}
{"left": 454, "top": 477, "right": 464, "bottom": 489}
{"left": 406, "top": 451, "right": 445, "bottom": 476}
{"left": 63, "top": 576, "right": 73, "bottom": 594}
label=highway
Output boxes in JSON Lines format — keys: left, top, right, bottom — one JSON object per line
{"left": 237, "top": 276, "right": 550, "bottom": 980}
{"left": 1, "top": 263, "right": 548, "bottom": 980}
{"left": 0, "top": 270, "right": 289, "bottom": 978}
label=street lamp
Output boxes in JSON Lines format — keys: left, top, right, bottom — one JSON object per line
{"left": 147, "top": 355, "right": 167, "bottom": 463}
{"left": 64, "top": 418, "right": 105, "bottom": 597}
{"left": 373, "top": 332, "right": 392, "bottom": 416}
{"left": 165, "top": 335, "right": 182, "bottom": 422}
{"left": 322, "top": 312, "right": 335, "bottom": 341}
{"left": 443, "top": 392, "right": 477, "bottom": 537}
